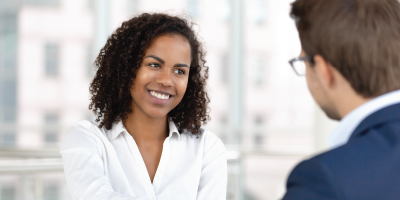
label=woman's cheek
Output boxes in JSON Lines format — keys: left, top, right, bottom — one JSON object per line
{"left": 178, "top": 79, "right": 188, "bottom": 95}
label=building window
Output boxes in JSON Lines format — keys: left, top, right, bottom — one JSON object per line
{"left": 253, "top": 115, "right": 264, "bottom": 147}
{"left": 0, "top": 13, "right": 18, "bottom": 73}
{"left": 0, "top": 13, "right": 18, "bottom": 119}
{"left": 86, "top": 45, "right": 95, "bottom": 77}
{"left": 0, "top": 13, "right": 17, "bottom": 36}
{"left": 187, "top": 0, "right": 199, "bottom": 19}
{"left": 0, "top": 78, "right": 17, "bottom": 125}
{"left": 249, "top": 0, "right": 266, "bottom": 25}
{"left": 218, "top": 0, "right": 230, "bottom": 21}
{"left": 0, "top": 80, "right": 17, "bottom": 147}
{"left": 221, "top": 53, "right": 229, "bottom": 84}
{"left": 1, "top": 80, "right": 16, "bottom": 108}
{"left": 24, "top": 0, "right": 60, "bottom": 7}
{"left": 86, "top": 0, "right": 94, "bottom": 11}
{"left": 3, "top": 108, "right": 16, "bottom": 122}
{"left": 45, "top": 43, "right": 59, "bottom": 77}
{"left": 45, "top": 133, "right": 57, "bottom": 143}
{"left": 0, "top": 13, "right": 18, "bottom": 148}
{"left": 254, "top": 134, "right": 263, "bottom": 146}
{"left": 219, "top": 114, "right": 228, "bottom": 143}
{"left": 44, "top": 113, "right": 59, "bottom": 144}
{"left": 44, "top": 183, "right": 59, "bottom": 200}
{"left": 1, "top": 132, "right": 16, "bottom": 147}
{"left": 1, "top": 185, "right": 15, "bottom": 200}
{"left": 126, "top": 0, "right": 138, "bottom": 15}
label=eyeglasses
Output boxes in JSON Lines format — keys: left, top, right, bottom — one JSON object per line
{"left": 288, "top": 56, "right": 311, "bottom": 76}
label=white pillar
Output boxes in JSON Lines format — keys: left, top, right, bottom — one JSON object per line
{"left": 229, "top": 0, "right": 244, "bottom": 199}
{"left": 94, "top": 0, "right": 111, "bottom": 56}
{"left": 229, "top": 0, "right": 244, "bottom": 146}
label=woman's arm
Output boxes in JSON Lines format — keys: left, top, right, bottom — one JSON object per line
{"left": 60, "top": 122, "right": 136, "bottom": 200}
{"left": 196, "top": 131, "right": 227, "bottom": 200}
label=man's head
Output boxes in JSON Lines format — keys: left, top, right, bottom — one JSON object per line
{"left": 291, "top": 0, "right": 400, "bottom": 120}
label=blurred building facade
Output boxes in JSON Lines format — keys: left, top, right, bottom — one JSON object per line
{"left": 1, "top": 0, "right": 93, "bottom": 199}
{"left": 0, "top": 0, "right": 337, "bottom": 199}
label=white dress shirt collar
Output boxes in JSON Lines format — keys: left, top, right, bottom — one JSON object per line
{"left": 327, "top": 89, "right": 400, "bottom": 149}
{"left": 107, "top": 119, "right": 181, "bottom": 141}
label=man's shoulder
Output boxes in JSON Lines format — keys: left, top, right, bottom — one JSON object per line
{"left": 313, "top": 122, "right": 400, "bottom": 173}
{"left": 284, "top": 152, "right": 341, "bottom": 200}
{"left": 287, "top": 122, "right": 400, "bottom": 200}
{"left": 350, "top": 102, "right": 400, "bottom": 141}
{"left": 318, "top": 115, "right": 400, "bottom": 164}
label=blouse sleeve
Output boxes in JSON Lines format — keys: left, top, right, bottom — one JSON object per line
{"left": 60, "top": 122, "right": 137, "bottom": 200}
{"left": 196, "top": 130, "right": 227, "bottom": 200}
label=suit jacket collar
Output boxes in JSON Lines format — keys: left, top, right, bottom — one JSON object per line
{"left": 350, "top": 102, "right": 400, "bottom": 141}
{"left": 327, "top": 89, "right": 400, "bottom": 148}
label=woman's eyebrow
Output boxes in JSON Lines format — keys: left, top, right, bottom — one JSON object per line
{"left": 145, "top": 55, "right": 189, "bottom": 68}
{"left": 174, "top": 64, "right": 189, "bottom": 68}
{"left": 144, "top": 55, "right": 165, "bottom": 64}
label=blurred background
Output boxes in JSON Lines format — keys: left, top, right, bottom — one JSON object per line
{"left": 0, "top": 0, "right": 338, "bottom": 199}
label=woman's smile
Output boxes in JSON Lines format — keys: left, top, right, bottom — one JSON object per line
{"left": 148, "top": 90, "right": 174, "bottom": 105}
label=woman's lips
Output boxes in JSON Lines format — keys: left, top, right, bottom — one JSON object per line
{"left": 148, "top": 90, "right": 173, "bottom": 105}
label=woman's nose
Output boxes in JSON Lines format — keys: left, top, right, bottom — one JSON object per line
{"left": 156, "top": 67, "right": 173, "bottom": 87}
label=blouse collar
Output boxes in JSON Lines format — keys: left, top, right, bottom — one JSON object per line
{"left": 108, "top": 119, "right": 181, "bottom": 141}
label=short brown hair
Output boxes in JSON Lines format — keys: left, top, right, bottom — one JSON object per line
{"left": 291, "top": 0, "right": 400, "bottom": 97}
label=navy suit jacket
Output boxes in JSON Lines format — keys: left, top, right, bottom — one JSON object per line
{"left": 283, "top": 103, "right": 400, "bottom": 200}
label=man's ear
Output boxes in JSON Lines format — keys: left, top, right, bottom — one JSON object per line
{"left": 313, "top": 55, "right": 335, "bottom": 89}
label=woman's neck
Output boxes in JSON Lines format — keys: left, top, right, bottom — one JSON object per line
{"left": 123, "top": 109, "right": 168, "bottom": 143}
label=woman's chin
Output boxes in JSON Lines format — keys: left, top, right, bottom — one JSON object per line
{"left": 144, "top": 110, "right": 169, "bottom": 119}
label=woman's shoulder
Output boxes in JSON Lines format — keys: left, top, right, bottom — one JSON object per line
{"left": 60, "top": 120, "right": 105, "bottom": 152}
{"left": 66, "top": 119, "right": 103, "bottom": 137}
{"left": 201, "top": 128, "right": 226, "bottom": 154}
{"left": 72, "top": 119, "right": 97, "bottom": 129}
{"left": 191, "top": 128, "right": 227, "bottom": 166}
{"left": 183, "top": 128, "right": 226, "bottom": 154}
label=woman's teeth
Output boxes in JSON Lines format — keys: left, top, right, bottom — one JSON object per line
{"left": 150, "top": 91, "right": 170, "bottom": 100}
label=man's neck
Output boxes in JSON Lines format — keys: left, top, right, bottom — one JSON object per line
{"left": 335, "top": 93, "right": 372, "bottom": 120}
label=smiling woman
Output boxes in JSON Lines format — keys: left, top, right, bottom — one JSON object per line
{"left": 59, "top": 13, "right": 227, "bottom": 200}
{"left": 130, "top": 35, "right": 191, "bottom": 120}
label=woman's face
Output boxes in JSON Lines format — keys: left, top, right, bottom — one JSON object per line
{"left": 130, "top": 34, "right": 191, "bottom": 119}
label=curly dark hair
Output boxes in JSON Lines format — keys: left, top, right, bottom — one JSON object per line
{"left": 89, "top": 13, "right": 210, "bottom": 134}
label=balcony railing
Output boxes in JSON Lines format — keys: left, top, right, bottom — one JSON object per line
{"left": 0, "top": 148, "right": 310, "bottom": 200}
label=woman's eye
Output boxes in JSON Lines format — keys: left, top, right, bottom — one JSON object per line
{"left": 174, "top": 69, "right": 186, "bottom": 75}
{"left": 149, "top": 63, "right": 160, "bottom": 68}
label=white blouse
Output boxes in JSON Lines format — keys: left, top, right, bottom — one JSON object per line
{"left": 60, "top": 120, "right": 227, "bottom": 200}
